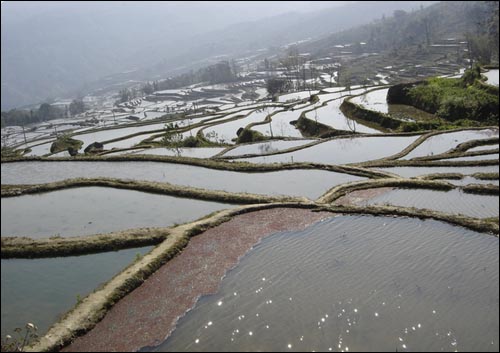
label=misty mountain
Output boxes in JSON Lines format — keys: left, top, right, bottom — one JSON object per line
{"left": 1, "top": 1, "right": 433, "bottom": 110}
{"left": 299, "top": 0, "right": 497, "bottom": 56}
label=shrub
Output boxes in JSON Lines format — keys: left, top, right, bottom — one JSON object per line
{"left": 1, "top": 323, "right": 38, "bottom": 352}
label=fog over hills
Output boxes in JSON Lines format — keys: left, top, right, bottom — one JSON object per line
{"left": 1, "top": 1, "right": 433, "bottom": 110}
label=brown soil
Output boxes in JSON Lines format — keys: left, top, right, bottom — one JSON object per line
{"left": 63, "top": 207, "right": 331, "bottom": 352}
{"left": 333, "top": 187, "right": 393, "bottom": 206}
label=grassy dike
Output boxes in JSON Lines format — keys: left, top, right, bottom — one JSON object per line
{"left": 25, "top": 200, "right": 497, "bottom": 352}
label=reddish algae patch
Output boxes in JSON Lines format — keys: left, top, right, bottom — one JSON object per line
{"left": 64, "top": 207, "right": 330, "bottom": 352}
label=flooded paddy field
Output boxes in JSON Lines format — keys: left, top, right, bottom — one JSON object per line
{"left": 1, "top": 161, "right": 366, "bottom": 200}
{"left": 467, "top": 144, "right": 499, "bottom": 152}
{"left": 373, "top": 165, "right": 500, "bottom": 178}
{"left": 1, "top": 187, "right": 232, "bottom": 238}
{"left": 220, "top": 140, "right": 317, "bottom": 158}
{"left": 128, "top": 147, "right": 226, "bottom": 158}
{"left": 152, "top": 215, "right": 499, "bottom": 352}
{"left": 237, "top": 135, "right": 420, "bottom": 165}
{"left": 483, "top": 69, "right": 499, "bottom": 86}
{"left": 306, "top": 97, "right": 381, "bottom": 134}
{"left": 401, "top": 129, "right": 499, "bottom": 160}
{"left": 1, "top": 30, "right": 499, "bottom": 353}
{"left": 71, "top": 122, "right": 169, "bottom": 150}
{"left": 357, "top": 188, "right": 499, "bottom": 218}
{"left": 350, "top": 88, "right": 390, "bottom": 114}
{"left": 437, "top": 154, "right": 499, "bottom": 162}
{"left": 251, "top": 109, "right": 309, "bottom": 138}
{"left": 202, "top": 107, "right": 281, "bottom": 144}
{"left": 22, "top": 142, "right": 53, "bottom": 157}
{"left": 63, "top": 208, "right": 332, "bottom": 352}
{"left": 442, "top": 177, "right": 499, "bottom": 186}
{"left": 1, "top": 246, "right": 153, "bottom": 338}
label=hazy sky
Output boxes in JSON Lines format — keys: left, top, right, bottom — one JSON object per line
{"left": 1, "top": 1, "right": 354, "bottom": 25}
{"left": 1, "top": 1, "right": 433, "bottom": 110}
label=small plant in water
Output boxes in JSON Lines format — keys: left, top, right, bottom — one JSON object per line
{"left": 76, "top": 294, "right": 82, "bottom": 304}
{"left": 135, "top": 253, "right": 143, "bottom": 262}
{"left": 1, "top": 323, "right": 38, "bottom": 352}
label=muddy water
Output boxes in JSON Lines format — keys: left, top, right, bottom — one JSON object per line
{"left": 1, "top": 246, "right": 153, "bottom": 338}
{"left": 153, "top": 216, "right": 499, "bottom": 352}
{"left": 1, "top": 161, "right": 365, "bottom": 200}
{"left": 362, "top": 188, "right": 498, "bottom": 218}
{"left": 1, "top": 187, "right": 232, "bottom": 238}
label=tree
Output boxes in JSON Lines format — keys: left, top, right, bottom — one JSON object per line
{"left": 266, "top": 78, "right": 292, "bottom": 97}
{"left": 142, "top": 82, "right": 154, "bottom": 95}
{"left": 119, "top": 89, "right": 131, "bottom": 103}
{"left": 37, "top": 103, "right": 53, "bottom": 120}
{"left": 466, "top": 32, "right": 493, "bottom": 65}
{"left": 69, "top": 99, "right": 86, "bottom": 116}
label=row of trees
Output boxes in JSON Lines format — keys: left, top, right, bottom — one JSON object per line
{"left": 1, "top": 99, "right": 87, "bottom": 128}
{"left": 466, "top": 1, "right": 499, "bottom": 65}
{"left": 138, "top": 61, "right": 238, "bottom": 99}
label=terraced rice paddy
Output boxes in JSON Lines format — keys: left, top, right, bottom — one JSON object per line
{"left": 237, "top": 135, "right": 420, "bottom": 165}
{"left": 1, "top": 161, "right": 365, "bottom": 200}
{"left": 401, "top": 129, "right": 499, "bottom": 159}
{"left": 220, "top": 140, "right": 317, "bottom": 157}
{"left": 359, "top": 188, "right": 499, "bottom": 218}
{"left": 350, "top": 88, "right": 390, "bottom": 114}
{"left": 1, "top": 75, "right": 498, "bottom": 353}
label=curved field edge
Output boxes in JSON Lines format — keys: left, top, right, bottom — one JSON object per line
{"left": 21, "top": 201, "right": 498, "bottom": 352}
{"left": 2, "top": 176, "right": 498, "bottom": 259}
{"left": 0, "top": 155, "right": 393, "bottom": 179}
{"left": 0, "top": 177, "right": 305, "bottom": 204}
{"left": 316, "top": 177, "right": 499, "bottom": 204}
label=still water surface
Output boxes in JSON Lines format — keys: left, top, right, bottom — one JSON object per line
{"left": 153, "top": 216, "right": 499, "bottom": 352}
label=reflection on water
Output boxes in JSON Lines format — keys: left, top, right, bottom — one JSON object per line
{"left": 222, "top": 140, "right": 316, "bottom": 157}
{"left": 203, "top": 107, "right": 280, "bottom": 144}
{"left": 350, "top": 88, "right": 390, "bottom": 114}
{"left": 1, "top": 246, "right": 153, "bottom": 337}
{"left": 153, "top": 216, "right": 499, "bottom": 352}
{"left": 374, "top": 165, "right": 500, "bottom": 178}
{"left": 437, "top": 154, "right": 499, "bottom": 162}
{"left": 362, "top": 188, "right": 499, "bottom": 218}
{"left": 1, "top": 187, "right": 231, "bottom": 238}
{"left": 239, "top": 135, "right": 420, "bottom": 165}
{"left": 402, "top": 129, "right": 499, "bottom": 160}
{"left": 1, "top": 162, "right": 364, "bottom": 200}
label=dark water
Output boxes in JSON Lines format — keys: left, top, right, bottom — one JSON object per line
{"left": 1, "top": 246, "right": 153, "bottom": 338}
{"left": 153, "top": 216, "right": 499, "bottom": 352}
{"left": 1, "top": 187, "right": 232, "bottom": 238}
